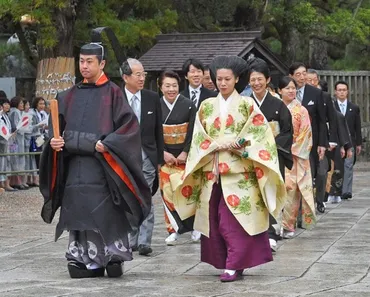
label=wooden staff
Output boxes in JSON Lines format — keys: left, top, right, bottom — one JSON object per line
{"left": 49, "top": 98, "right": 60, "bottom": 138}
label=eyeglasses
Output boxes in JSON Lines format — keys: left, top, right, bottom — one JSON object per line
{"left": 132, "top": 72, "right": 148, "bottom": 78}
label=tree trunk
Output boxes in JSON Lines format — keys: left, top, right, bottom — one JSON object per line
{"left": 309, "top": 37, "right": 328, "bottom": 69}
{"left": 36, "top": 4, "right": 76, "bottom": 100}
{"left": 280, "top": 28, "right": 299, "bottom": 66}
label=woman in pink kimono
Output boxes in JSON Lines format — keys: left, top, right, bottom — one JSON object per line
{"left": 170, "top": 56, "right": 286, "bottom": 282}
{"left": 279, "top": 77, "right": 316, "bottom": 238}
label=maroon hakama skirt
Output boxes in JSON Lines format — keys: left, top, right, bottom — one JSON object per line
{"left": 201, "top": 183, "right": 273, "bottom": 270}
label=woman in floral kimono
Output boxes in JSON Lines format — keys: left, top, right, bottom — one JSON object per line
{"left": 157, "top": 71, "right": 198, "bottom": 245}
{"left": 171, "top": 56, "right": 286, "bottom": 282}
{"left": 279, "top": 77, "right": 316, "bottom": 238}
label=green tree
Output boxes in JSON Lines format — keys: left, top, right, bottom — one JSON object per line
{"left": 0, "top": 0, "right": 177, "bottom": 99}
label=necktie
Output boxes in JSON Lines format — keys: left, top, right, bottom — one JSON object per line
{"left": 130, "top": 95, "right": 140, "bottom": 123}
{"left": 340, "top": 103, "right": 346, "bottom": 115}
{"left": 191, "top": 90, "right": 197, "bottom": 103}
{"left": 296, "top": 89, "right": 302, "bottom": 102}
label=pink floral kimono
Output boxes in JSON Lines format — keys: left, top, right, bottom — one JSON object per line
{"left": 283, "top": 99, "right": 316, "bottom": 231}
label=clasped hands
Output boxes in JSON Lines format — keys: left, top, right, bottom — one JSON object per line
{"left": 50, "top": 137, "right": 107, "bottom": 153}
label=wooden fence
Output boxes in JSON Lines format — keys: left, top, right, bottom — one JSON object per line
{"left": 317, "top": 71, "right": 370, "bottom": 123}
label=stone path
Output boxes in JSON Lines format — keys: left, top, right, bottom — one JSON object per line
{"left": 0, "top": 168, "right": 370, "bottom": 296}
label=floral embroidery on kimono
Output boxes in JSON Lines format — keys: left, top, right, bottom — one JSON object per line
{"left": 283, "top": 99, "right": 316, "bottom": 231}
{"left": 170, "top": 90, "right": 287, "bottom": 237}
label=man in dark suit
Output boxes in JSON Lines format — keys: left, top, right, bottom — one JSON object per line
{"left": 306, "top": 69, "right": 338, "bottom": 212}
{"left": 121, "top": 58, "right": 164, "bottom": 256}
{"left": 334, "top": 81, "right": 362, "bottom": 200}
{"left": 289, "top": 63, "right": 328, "bottom": 212}
{"left": 180, "top": 58, "right": 217, "bottom": 110}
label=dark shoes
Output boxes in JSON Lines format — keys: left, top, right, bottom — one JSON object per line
{"left": 68, "top": 261, "right": 123, "bottom": 278}
{"left": 68, "top": 262, "right": 104, "bottom": 279}
{"left": 138, "top": 244, "right": 153, "bottom": 256}
{"left": 106, "top": 261, "right": 123, "bottom": 277}
{"left": 317, "top": 202, "right": 325, "bottom": 214}
{"left": 342, "top": 192, "right": 353, "bottom": 200}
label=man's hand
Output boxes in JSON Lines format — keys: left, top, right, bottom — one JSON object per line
{"left": 340, "top": 147, "right": 345, "bottom": 159}
{"left": 356, "top": 145, "right": 362, "bottom": 156}
{"left": 176, "top": 152, "right": 188, "bottom": 164}
{"left": 347, "top": 149, "right": 353, "bottom": 159}
{"left": 95, "top": 140, "right": 107, "bottom": 153}
{"left": 317, "top": 146, "right": 326, "bottom": 161}
{"left": 50, "top": 137, "right": 65, "bottom": 151}
{"left": 164, "top": 151, "right": 177, "bottom": 166}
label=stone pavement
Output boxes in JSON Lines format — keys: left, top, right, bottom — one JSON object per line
{"left": 1, "top": 167, "right": 370, "bottom": 296}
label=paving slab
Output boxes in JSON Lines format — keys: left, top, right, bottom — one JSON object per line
{"left": 0, "top": 167, "right": 369, "bottom": 296}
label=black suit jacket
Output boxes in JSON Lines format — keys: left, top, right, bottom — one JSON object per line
{"left": 301, "top": 84, "right": 327, "bottom": 158}
{"left": 181, "top": 86, "right": 218, "bottom": 110}
{"left": 322, "top": 91, "right": 338, "bottom": 145}
{"left": 123, "top": 88, "right": 164, "bottom": 168}
{"left": 334, "top": 100, "right": 362, "bottom": 147}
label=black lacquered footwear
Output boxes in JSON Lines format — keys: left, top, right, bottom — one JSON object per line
{"left": 67, "top": 262, "right": 105, "bottom": 278}
{"left": 106, "top": 261, "right": 123, "bottom": 277}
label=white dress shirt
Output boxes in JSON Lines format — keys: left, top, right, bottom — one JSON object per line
{"left": 125, "top": 88, "right": 148, "bottom": 160}
{"left": 338, "top": 99, "right": 347, "bottom": 115}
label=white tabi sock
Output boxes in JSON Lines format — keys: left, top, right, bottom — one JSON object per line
{"left": 224, "top": 269, "right": 236, "bottom": 275}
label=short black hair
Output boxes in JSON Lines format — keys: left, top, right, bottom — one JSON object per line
{"left": 31, "top": 97, "right": 46, "bottom": 109}
{"left": 289, "top": 62, "right": 307, "bottom": 75}
{"left": 182, "top": 58, "right": 205, "bottom": 74}
{"left": 248, "top": 58, "right": 271, "bottom": 80}
{"left": 10, "top": 96, "right": 24, "bottom": 108}
{"left": 319, "top": 80, "right": 328, "bottom": 92}
{"left": 204, "top": 65, "right": 210, "bottom": 72}
{"left": 335, "top": 80, "right": 349, "bottom": 90}
{"left": 0, "top": 90, "right": 7, "bottom": 99}
{"left": 278, "top": 76, "right": 297, "bottom": 89}
{"left": 0, "top": 98, "right": 10, "bottom": 106}
{"left": 158, "top": 70, "right": 181, "bottom": 87}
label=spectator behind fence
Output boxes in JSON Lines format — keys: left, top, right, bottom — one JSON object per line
{"left": 0, "top": 97, "right": 12, "bottom": 192}
{"left": 22, "top": 99, "right": 39, "bottom": 187}
{"left": 30, "top": 97, "right": 47, "bottom": 171}
{"left": 8, "top": 96, "right": 28, "bottom": 190}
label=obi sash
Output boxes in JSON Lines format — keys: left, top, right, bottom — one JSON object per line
{"left": 163, "top": 123, "right": 189, "bottom": 145}
{"left": 269, "top": 121, "right": 280, "bottom": 137}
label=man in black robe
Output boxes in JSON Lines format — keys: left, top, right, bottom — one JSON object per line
{"left": 248, "top": 58, "right": 293, "bottom": 251}
{"left": 39, "top": 43, "right": 151, "bottom": 278}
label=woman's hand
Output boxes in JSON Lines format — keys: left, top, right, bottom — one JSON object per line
{"left": 176, "top": 152, "right": 188, "bottom": 164}
{"left": 95, "top": 140, "right": 107, "bottom": 153}
{"left": 164, "top": 151, "right": 177, "bottom": 166}
{"left": 50, "top": 137, "right": 64, "bottom": 151}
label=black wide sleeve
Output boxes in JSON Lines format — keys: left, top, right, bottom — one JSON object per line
{"left": 275, "top": 102, "right": 293, "bottom": 170}
{"left": 317, "top": 90, "right": 328, "bottom": 147}
{"left": 324, "top": 93, "right": 338, "bottom": 144}
{"left": 154, "top": 93, "right": 164, "bottom": 165}
{"left": 183, "top": 102, "right": 197, "bottom": 153}
{"left": 354, "top": 105, "right": 363, "bottom": 146}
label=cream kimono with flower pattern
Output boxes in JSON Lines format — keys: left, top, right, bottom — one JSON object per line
{"left": 170, "top": 90, "right": 287, "bottom": 237}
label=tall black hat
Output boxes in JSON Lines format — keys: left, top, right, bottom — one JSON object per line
{"left": 80, "top": 43, "right": 105, "bottom": 60}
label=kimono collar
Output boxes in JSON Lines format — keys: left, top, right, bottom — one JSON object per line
{"left": 286, "top": 99, "right": 300, "bottom": 110}
{"left": 82, "top": 72, "right": 109, "bottom": 86}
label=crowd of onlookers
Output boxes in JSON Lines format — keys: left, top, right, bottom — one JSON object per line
{"left": 0, "top": 91, "right": 49, "bottom": 194}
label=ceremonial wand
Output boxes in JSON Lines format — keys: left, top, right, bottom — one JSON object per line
{"left": 49, "top": 98, "right": 60, "bottom": 139}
